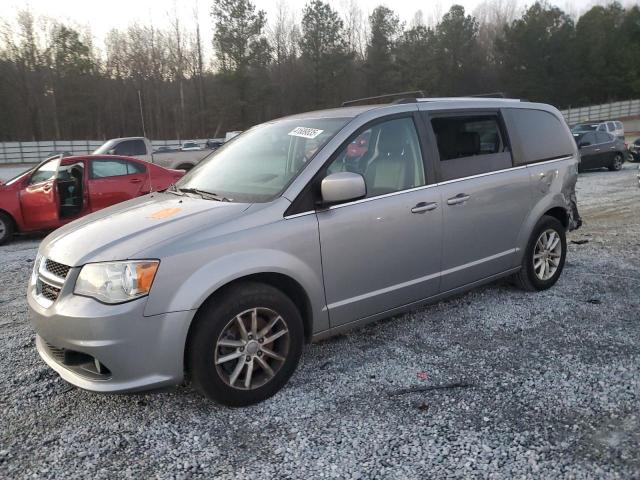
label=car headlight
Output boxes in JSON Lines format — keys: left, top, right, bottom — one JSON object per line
{"left": 31, "top": 253, "right": 42, "bottom": 285}
{"left": 74, "top": 260, "right": 159, "bottom": 304}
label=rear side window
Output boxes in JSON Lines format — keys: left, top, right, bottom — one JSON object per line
{"left": 429, "top": 114, "right": 512, "bottom": 181}
{"left": 606, "top": 122, "right": 615, "bottom": 131}
{"left": 503, "top": 108, "right": 574, "bottom": 165}
{"left": 91, "top": 159, "right": 145, "bottom": 178}
{"left": 596, "top": 132, "right": 611, "bottom": 143}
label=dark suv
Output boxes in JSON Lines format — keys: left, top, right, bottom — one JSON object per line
{"left": 574, "top": 131, "right": 626, "bottom": 172}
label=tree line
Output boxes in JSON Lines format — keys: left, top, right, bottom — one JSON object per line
{"left": 0, "top": 0, "right": 639, "bottom": 142}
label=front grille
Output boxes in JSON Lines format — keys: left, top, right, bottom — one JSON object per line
{"left": 44, "top": 259, "right": 70, "bottom": 279}
{"left": 40, "top": 282, "right": 61, "bottom": 302}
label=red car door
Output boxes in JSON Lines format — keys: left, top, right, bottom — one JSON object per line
{"left": 87, "top": 157, "right": 149, "bottom": 211}
{"left": 19, "top": 158, "right": 61, "bottom": 230}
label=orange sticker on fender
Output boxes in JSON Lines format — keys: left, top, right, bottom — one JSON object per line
{"left": 149, "top": 207, "right": 182, "bottom": 219}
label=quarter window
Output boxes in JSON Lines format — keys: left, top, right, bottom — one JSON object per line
{"left": 503, "top": 108, "right": 575, "bottom": 165}
{"left": 326, "top": 117, "right": 425, "bottom": 198}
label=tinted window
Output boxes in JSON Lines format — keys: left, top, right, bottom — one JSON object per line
{"left": 615, "top": 121, "right": 623, "bottom": 129}
{"left": 596, "top": 132, "right": 612, "bottom": 144}
{"left": 326, "top": 117, "right": 425, "bottom": 198}
{"left": 503, "top": 108, "right": 575, "bottom": 165}
{"left": 597, "top": 123, "right": 606, "bottom": 131}
{"left": 114, "top": 140, "right": 147, "bottom": 156}
{"left": 606, "top": 122, "right": 615, "bottom": 131}
{"left": 429, "top": 114, "right": 512, "bottom": 181}
{"left": 91, "top": 159, "right": 143, "bottom": 178}
{"left": 29, "top": 158, "right": 60, "bottom": 185}
{"left": 431, "top": 115, "right": 504, "bottom": 160}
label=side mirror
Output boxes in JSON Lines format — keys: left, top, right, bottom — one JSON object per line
{"left": 320, "top": 172, "right": 366, "bottom": 205}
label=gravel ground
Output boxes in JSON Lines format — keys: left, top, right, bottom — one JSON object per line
{"left": 1, "top": 163, "right": 639, "bottom": 479}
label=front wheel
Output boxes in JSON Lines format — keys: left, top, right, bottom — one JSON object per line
{"left": 608, "top": 153, "right": 623, "bottom": 171}
{"left": 187, "top": 282, "right": 303, "bottom": 406}
{"left": 513, "top": 215, "right": 567, "bottom": 291}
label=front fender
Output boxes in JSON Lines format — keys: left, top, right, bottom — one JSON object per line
{"left": 142, "top": 213, "right": 329, "bottom": 334}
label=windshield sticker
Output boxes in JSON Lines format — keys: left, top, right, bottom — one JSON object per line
{"left": 288, "top": 127, "right": 324, "bottom": 139}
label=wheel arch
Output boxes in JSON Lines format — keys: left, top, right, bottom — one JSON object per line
{"left": 183, "top": 272, "right": 314, "bottom": 375}
{"left": 0, "top": 208, "right": 18, "bottom": 231}
{"left": 543, "top": 206, "right": 570, "bottom": 230}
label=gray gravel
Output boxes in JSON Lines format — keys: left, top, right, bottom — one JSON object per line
{"left": 1, "top": 163, "right": 639, "bottom": 479}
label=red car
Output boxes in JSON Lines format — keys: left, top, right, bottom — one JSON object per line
{"left": 0, "top": 155, "right": 184, "bottom": 244}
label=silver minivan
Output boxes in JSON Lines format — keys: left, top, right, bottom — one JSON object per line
{"left": 28, "top": 98, "right": 582, "bottom": 406}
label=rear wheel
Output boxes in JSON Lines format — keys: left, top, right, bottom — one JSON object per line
{"left": 187, "top": 282, "right": 303, "bottom": 406}
{"left": 0, "top": 212, "right": 14, "bottom": 245}
{"left": 608, "top": 153, "right": 623, "bottom": 171}
{"left": 513, "top": 215, "right": 566, "bottom": 291}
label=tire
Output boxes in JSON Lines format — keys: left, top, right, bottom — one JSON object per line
{"left": 187, "top": 282, "right": 304, "bottom": 406}
{"left": 0, "top": 212, "right": 14, "bottom": 245}
{"left": 608, "top": 153, "right": 623, "bottom": 171}
{"left": 513, "top": 215, "right": 567, "bottom": 291}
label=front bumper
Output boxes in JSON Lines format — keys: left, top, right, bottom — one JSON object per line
{"left": 28, "top": 283, "right": 195, "bottom": 393}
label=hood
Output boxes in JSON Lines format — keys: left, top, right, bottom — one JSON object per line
{"left": 42, "top": 193, "right": 251, "bottom": 266}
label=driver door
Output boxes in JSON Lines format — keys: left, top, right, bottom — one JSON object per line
{"left": 19, "top": 158, "right": 61, "bottom": 230}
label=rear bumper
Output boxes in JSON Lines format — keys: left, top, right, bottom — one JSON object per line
{"left": 28, "top": 287, "right": 195, "bottom": 393}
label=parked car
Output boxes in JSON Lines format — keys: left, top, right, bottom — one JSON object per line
{"left": 28, "top": 97, "right": 581, "bottom": 406}
{"left": 154, "top": 146, "right": 176, "bottom": 153}
{"left": 94, "top": 137, "right": 209, "bottom": 171}
{"left": 571, "top": 120, "right": 624, "bottom": 140}
{"left": 628, "top": 138, "right": 640, "bottom": 162}
{"left": 0, "top": 154, "right": 183, "bottom": 244}
{"left": 574, "top": 131, "right": 626, "bottom": 171}
{"left": 205, "top": 139, "right": 224, "bottom": 150}
{"left": 181, "top": 141, "right": 202, "bottom": 151}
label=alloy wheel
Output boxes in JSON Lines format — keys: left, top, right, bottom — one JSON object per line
{"left": 214, "top": 307, "right": 289, "bottom": 390}
{"left": 613, "top": 154, "right": 623, "bottom": 170}
{"left": 533, "top": 229, "right": 562, "bottom": 281}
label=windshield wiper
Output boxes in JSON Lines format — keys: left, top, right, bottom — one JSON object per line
{"left": 176, "top": 187, "right": 230, "bottom": 202}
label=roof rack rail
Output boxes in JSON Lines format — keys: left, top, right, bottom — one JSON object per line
{"left": 469, "top": 92, "right": 507, "bottom": 98}
{"left": 342, "top": 91, "right": 425, "bottom": 107}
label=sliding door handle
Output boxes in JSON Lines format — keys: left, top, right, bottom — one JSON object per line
{"left": 411, "top": 202, "right": 439, "bottom": 213}
{"left": 447, "top": 194, "right": 470, "bottom": 205}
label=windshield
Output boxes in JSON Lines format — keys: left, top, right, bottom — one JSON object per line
{"left": 176, "top": 117, "right": 349, "bottom": 202}
{"left": 93, "top": 139, "right": 118, "bottom": 155}
{"left": 571, "top": 124, "right": 597, "bottom": 133}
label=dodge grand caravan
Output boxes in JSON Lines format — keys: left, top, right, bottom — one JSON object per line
{"left": 28, "top": 98, "right": 582, "bottom": 406}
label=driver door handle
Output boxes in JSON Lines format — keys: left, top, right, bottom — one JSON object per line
{"left": 411, "top": 202, "right": 438, "bottom": 214}
{"left": 447, "top": 194, "right": 471, "bottom": 205}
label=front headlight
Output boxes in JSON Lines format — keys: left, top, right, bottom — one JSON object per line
{"left": 74, "top": 260, "right": 159, "bottom": 304}
{"left": 31, "top": 253, "right": 42, "bottom": 285}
